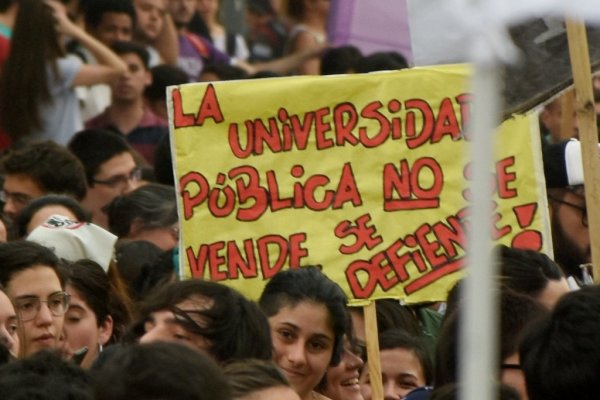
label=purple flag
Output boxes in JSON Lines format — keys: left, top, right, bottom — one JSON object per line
{"left": 328, "top": 0, "right": 412, "bottom": 63}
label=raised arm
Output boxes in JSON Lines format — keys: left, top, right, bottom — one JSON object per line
{"left": 153, "top": 12, "right": 179, "bottom": 65}
{"left": 288, "top": 30, "right": 322, "bottom": 75}
{"left": 237, "top": 42, "right": 327, "bottom": 76}
{"left": 47, "top": 0, "right": 127, "bottom": 86}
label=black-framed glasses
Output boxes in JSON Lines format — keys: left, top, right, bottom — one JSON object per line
{"left": 0, "top": 190, "right": 33, "bottom": 206}
{"left": 548, "top": 194, "right": 588, "bottom": 227}
{"left": 13, "top": 292, "right": 70, "bottom": 322}
{"left": 92, "top": 166, "right": 143, "bottom": 188}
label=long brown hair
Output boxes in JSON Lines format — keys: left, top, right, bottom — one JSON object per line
{"left": 0, "top": 0, "right": 65, "bottom": 140}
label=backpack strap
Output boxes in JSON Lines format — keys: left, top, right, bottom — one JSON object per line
{"left": 184, "top": 32, "right": 210, "bottom": 59}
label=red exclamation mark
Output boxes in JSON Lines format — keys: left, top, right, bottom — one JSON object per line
{"left": 511, "top": 203, "right": 542, "bottom": 251}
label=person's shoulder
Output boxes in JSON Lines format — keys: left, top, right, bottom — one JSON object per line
{"left": 404, "top": 386, "right": 433, "bottom": 400}
{"left": 0, "top": 36, "right": 9, "bottom": 65}
{"left": 84, "top": 108, "right": 111, "bottom": 128}
{"left": 288, "top": 25, "right": 323, "bottom": 50}
{"left": 0, "top": 22, "right": 11, "bottom": 38}
{"left": 141, "top": 108, "right": 167, "bottom": 127}
{"left": 289, "top": 24, "right": 308, "bottom": 37}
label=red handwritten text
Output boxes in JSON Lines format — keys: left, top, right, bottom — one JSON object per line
{"left": 228, "top": 95, "right": 470, "bottom": 158}
{"left": 172, "top": 85, "right": 224, "bottom": 128}
{"left": 383, "top": 157, "right": 443, "bottom": 211}
{"left": 180, "top": 163, "right": 362, "bottom": 221}
{"left": 186, "top": 232, "right": 309, "bottom": 281}
{"left": 345, "top": 210, "right": 466, "bottom": 299}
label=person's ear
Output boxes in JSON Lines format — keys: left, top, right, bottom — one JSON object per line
{"left": 98, "top": 315, "right": 114, "bottom": 346}
{"left": 129, "top": 218, "right": 145, "bottom": 238}
{"left": 540, "top": 108, "right": 551, "bottom": 129}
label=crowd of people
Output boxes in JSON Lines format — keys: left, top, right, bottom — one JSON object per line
{"left": 0, "top": 0, "right": 597, "bottom": 399}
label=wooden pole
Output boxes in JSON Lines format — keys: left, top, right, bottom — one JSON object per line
{"left": 364, "top": 302, "right": 383, "bottom": 400}
{"left": 565, "top": 20, "right": 600, "bottom": 283}
{"left": 560, "top": 90, "right": 575, "bottom": 140}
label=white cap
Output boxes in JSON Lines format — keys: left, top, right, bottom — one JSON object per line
{"left": 26, "top": 215, "right": 117, "bottom": 272}
{"left": 564, "top": 139, "right": 585, "bottom": 186}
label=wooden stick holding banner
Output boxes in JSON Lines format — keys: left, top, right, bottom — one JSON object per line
{"left": 560, "top": 90, "right": 575, "bottom": 140}
{"left": 364, "top": 302, "right": 383, "bottom": 400}
{"left": 565, "top": 19, "right": 600, "bottom": 282}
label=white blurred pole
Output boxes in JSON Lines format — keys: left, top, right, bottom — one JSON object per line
{"left": 458, "top": 49, "right": 501, "bottom": 400}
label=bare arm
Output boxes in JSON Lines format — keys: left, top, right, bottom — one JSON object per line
{"left": 290, "top": 31, "right": 321, "bottom": 75}
{"left": 237, "top": 42, "right": 327, "bottom": 75}
{"left": 153, "top": 12, "right": 179, "bottom": 65}
{"left": 47, "top": 0, "right": 127, "bottom": 86}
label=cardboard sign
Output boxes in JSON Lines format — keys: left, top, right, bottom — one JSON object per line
{"left": 169, "top": 64, "right": 550, "bottom": 305}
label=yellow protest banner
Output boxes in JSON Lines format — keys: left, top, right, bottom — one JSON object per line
{"left": 169, "top": 64, "right": 550, "bottom": 305}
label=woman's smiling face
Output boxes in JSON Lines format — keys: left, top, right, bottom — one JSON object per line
{"left": 321, "top": 337, "right": 364, "bottom": 400}
{"left": 268, "top": 301, "right": 335, "bottom": 400}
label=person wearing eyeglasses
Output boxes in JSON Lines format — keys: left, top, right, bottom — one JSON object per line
{"left": 0, "top": 241, "right": 69, "bottom": 358}
{"left": 68, "top": 128, "right": 144, "bottom": 229}
{"left": 543, "top": 139, "right": 593, "bottom": 286}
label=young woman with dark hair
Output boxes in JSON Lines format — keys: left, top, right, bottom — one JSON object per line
{"left": 60, "top": 259, "right": 131, "bottom": 368}
{"left": 284, "top": 0, "right": 329, "bottom": 75}
{"left": 104, "top": 183, "right": 178, "bottom": 251}
{"left": 0, "top": 0, "right": 126, "bottom": 145}
{"left": 129, "top": 279, "right": 273, "bottom": 364}
{"left": 0, "top": 241, "right": 67, "bottom": 358}
{"left": 259, "top": 266, "right": 348, "bottom": 400}
{"left": 224, "top": 358, "right": 300, "bottom": 400}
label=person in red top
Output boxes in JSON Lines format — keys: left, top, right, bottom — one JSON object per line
{"left": 0, "top": 0, "right": 17, "bottom": 150}
{"left": 0, "top": 0, "right": 16, "bottom": 63}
